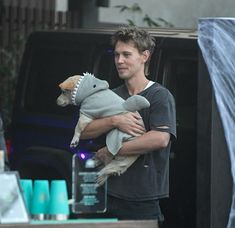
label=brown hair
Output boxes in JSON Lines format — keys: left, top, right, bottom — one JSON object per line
{"left": 111, "top": 25, "right": 155, "bottom": 75}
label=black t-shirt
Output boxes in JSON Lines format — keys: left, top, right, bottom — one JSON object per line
{"left": 107, "top": 82, "right": 176, "bottom": 201}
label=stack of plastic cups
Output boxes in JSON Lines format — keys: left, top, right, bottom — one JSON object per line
{"left": 20, "top": 179, "right": 33, "bottom": 214}
{"left": 48, "top": 180, "right": 69, "bottom": 220}
{"left": 30, "top": 180, "right": 50, "bottom": 220}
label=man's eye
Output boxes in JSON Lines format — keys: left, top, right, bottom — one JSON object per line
{"left": 123, "top": 53, "right": 130, "bottom": 57}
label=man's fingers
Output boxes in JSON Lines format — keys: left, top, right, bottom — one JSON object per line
{"left": 131, "top": 112, "right": 142, "bottom": 120}
{"left": 96, "top": 147, "right": 114, "bottom": 165}
{"left": 129, "top": 126, "right": 146, "bottom": 137}
{"left": 134, "top": 120, "right": 146, "bottom": 130}
{"left": 136, "top": 120, "right": 144, "bottom": 127}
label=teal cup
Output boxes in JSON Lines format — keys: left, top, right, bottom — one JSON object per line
{"left": 48, "top": 180, "right": 69, "bottom": 220}
{"left": 30, "top": 180, "right": 50, "bottom": 220}
{"left": 20, "top": 179, "right": 33, "bottom": 213}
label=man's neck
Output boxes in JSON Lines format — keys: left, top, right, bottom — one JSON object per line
{"left": 125, "top": 76, "right": 149, "bottom": 95}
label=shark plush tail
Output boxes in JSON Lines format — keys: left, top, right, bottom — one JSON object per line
{"left": 122, "top": 95, "right": 150, "bottom": 112}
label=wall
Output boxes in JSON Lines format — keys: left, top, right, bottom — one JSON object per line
{"left": 98, "top": 0, "right": 235, "bottom": 28}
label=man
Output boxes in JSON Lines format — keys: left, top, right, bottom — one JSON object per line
{"left": 81, "top": 26, "right": 176, "bottom": 223}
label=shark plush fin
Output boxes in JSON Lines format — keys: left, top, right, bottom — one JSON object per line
{"left": 122, "top": 95, "right": 150, "bottom": 112}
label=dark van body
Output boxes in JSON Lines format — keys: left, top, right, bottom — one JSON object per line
{"left": 9, "top": 28, "right": 231, "bottom": 228}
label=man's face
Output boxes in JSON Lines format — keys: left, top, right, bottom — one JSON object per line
{"left": 114, "top": 41, "right": 148, "bottom": 80}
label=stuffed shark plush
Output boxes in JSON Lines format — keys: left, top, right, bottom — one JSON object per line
{"left": 57, "top": 72, "right": 150, "bottom": 185}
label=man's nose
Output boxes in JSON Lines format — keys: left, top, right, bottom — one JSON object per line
{"left": 117, "top": 55, "right": 124, "bottom": 63}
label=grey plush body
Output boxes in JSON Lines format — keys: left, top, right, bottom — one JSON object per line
{"left": 57, "top": 73, "right": 150, "bottom": 185}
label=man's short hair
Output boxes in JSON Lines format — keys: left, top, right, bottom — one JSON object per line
{"left": 111, "top": 25, "right": 156, "bottom": 75}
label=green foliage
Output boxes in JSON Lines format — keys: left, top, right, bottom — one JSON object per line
{"left": 116, "top": 3, "right": 142, "bottom": 13}
{"left": 143, "top": 14, "right": 161, "bottom": 27}
{"left": 0, "top": 47, "right": 17, "bottom": 79}
{"left": 115, "top": 3, "right": 174, "bottom": 28}
{"left": 0, "top": 36, "right": 25, "bottom": 127}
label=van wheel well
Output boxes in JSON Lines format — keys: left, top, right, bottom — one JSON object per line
{"left": 12, "top": 146, "right": 73, "bottom": 197}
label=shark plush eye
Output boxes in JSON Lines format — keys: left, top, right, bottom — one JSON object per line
{"left": 93, "top": 84, "right": 96, "bottom": 88}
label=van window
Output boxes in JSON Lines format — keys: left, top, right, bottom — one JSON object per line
{"left": 93, "top": 46, "right": 122, "bottom": 89}
{"left": 158, "top": 51, "right": 197, "bottom": 130}
{"left": 24, "top": 46, "right": 93, "bottom": 116}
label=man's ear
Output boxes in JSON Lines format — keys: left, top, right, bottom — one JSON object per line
{"left": 142, "top": 50, "right": 150, "bottom": 63}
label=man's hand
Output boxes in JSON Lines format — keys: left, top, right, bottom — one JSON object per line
{"left": 95, "top": 147, "right": 114, "bottom": 165}
{"left": 81, "top": 112, "right": 145, "bottom": 140}
{"left": 112, "top": 112, "right": 146, "bottom": 137}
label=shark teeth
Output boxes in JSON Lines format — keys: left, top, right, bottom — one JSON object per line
{"left": 71, "top": 75, "right": 84, "bottom": 105}
{"left": 71, "top": 72, "right": 95, "bottom": 105}
{"left": 72, "top": 72, "right": 95, "bottom": 105}
{"left": 83, "top": 72, "right": 95, "bottom": 78}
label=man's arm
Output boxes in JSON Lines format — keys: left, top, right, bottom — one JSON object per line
{"left": 80, "top": 112, "right": 146, "bottom": 139}
{"left": 117, "top": 130, "right": 170, "bottom": 156}
{"left": 80, "top": 116, "right": 114, "bottom": 139}
{"left": 95, "top": 130, "right": 170, "bottom": 163}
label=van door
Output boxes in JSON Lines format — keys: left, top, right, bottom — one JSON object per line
{"left": 153, "top": 39, "right": 198, "bottom": 228}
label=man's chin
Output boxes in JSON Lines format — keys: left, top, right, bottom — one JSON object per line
{"left": 118, "top": 73, "right": 129, "bottom": 79}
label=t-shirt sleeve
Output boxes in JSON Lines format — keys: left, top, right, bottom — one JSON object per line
{"left": 149, "top": 88, "right": 177, "bottom": 140}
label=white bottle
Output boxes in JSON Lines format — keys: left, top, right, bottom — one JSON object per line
{"left": 0, "top": 150, "right": 4, "bottom": 172}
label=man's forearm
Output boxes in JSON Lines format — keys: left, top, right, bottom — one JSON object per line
{"left": 117, "top": 130, "right": 170, "bottom": 156}
{"left": 80, "top": 116, "right": 115, "bottom": 139}
{"left": 80, "top": 112, "right": 146, "bottom": 140}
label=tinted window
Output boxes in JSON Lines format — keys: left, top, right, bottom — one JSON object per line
{"left": 157, "top": 50, "right": 198, "bottom": 129}
{"left": 163, "top": 57, "right": 197, "bottom": 129}
{"left": 93, "top": 46, "right": 122, "bottom": 89}
{"left": 24, "top": 46, "right": 93, "bottom": 115}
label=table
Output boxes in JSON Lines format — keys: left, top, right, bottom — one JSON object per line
{"left": 0, "top": 219, "right": 159, "bottom": 228}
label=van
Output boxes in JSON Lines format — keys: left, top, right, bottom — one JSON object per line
{"left": 9, "top": 28, "right": 231, "bottom": 228}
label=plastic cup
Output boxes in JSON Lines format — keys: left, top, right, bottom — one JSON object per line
{"left": 48, "top": 180, "right": 69, "bottom": 220}
{"left": 20, "top": 179, "right": 33, "bottom": 213}
{"left": 30, "top": 180, "right": 50, "bottom": 220}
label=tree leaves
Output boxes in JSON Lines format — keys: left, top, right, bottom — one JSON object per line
{"left": 115, "top": 3, "right": 173, "bottom": 28}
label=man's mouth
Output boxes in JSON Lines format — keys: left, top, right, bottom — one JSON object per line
{"left": 117, "top": 68, "right": 127, "bottom": 72}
